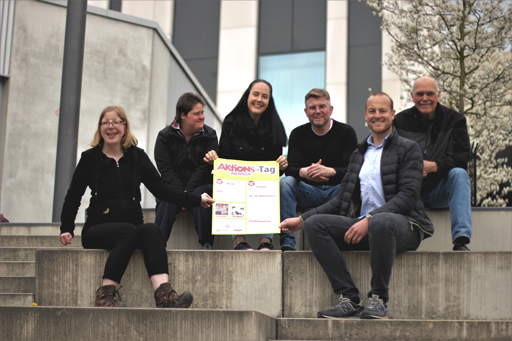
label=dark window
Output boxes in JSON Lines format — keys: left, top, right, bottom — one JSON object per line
{"left": 259, "top": 0, "right": 326, "bottom": 55}
{"left": 109, "top": 0, "right": 122, "bottom": 12}
{"left": 173, "top": 1, "right": 221, "bottom": 102}
{"left": 347, "top": 0, "right": 382, "bottom": 139}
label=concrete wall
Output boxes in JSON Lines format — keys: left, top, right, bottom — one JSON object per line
{"left": 36, "top": 249, "right": 283, "bottom": 317}
{"left": 1, "top": 307, "right": 275, "bottom": 341}
{"left": 35, "top": 248, "right": 512, "bottom": 320}
{"left": 0, "top": 0, "right": 221, "bottom": 223}
{"left": 284, "top": 251, "right": 512, "bottom": 320}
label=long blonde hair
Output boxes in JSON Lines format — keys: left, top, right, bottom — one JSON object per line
{"left": 90, "top": 106, "right": 138, "bottom": 150}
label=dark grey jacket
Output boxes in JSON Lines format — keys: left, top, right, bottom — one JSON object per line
{"left": 393, "top": 103, "right": 470, "bottom": 193}
{"left": 154, "top": 124, "right": 218, "bottom": 192}
{"left": 302, "top": 129, "right": 434, "bottom": 238}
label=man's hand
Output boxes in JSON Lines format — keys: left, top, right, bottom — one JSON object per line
{"left": 344, "top": 218, "right": 368, "bottom": 244}
{"left": 59, "top": 232, "right": 73, "bottom": 246}
{"left": 279, "top": 217, "right": 303, "bottom": 233}
{"left": 423, "top": 160, "right": 438, "bottom": 177}
{"left": 300, "top": 159, "right": 335, "bottom": 182}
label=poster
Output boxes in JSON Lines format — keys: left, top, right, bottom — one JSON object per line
{"left": 212, "top": 158, "right": 280, "bottom": 235}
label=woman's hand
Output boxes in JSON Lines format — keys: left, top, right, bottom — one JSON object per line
{"left": 201, "top": 193, "right": 215, "bottom": 208}
{"left": 59, "top": 232, "right": 73, "bottom": 246}
{"left": 204, "top": 150, "right": 219, "bottom": 165}
{"left": 277, "top": 155, "right": 288, "bottom": 171}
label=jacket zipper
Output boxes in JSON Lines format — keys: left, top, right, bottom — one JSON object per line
{"left": 116, "top": 161, "right": 128, "bottom": 217}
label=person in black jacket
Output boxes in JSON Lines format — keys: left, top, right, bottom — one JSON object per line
{"left": 154, "top": 93, "right": 218, "bottom": 249}
{"left": 280, "top": 92, "right": 433, "bottom": 319}
{"left": 280, "top": 88, "right": 358, "bottom": 251}
{"left": 393, "top": 76, "right": 472, "bottom": 251}
{"left": 204, "top": 79, "right": 288, "bottom": 251}
{"left": 59, "top": 106, "right": 214, "bottom": 308}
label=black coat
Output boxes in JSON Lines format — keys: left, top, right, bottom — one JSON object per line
{"left": 302, "top": 130, "right": 434, "bottom": 238}
{"left": 219, "top": 112, "right": 283, "bottom": 162}
{"left": 154, "top": 124, "right": 218, "bottom": 192}
{"left": 393, "top": 103, "right": 470, "bottom": 193}
{"left": 60, "top": 146, "right": 202, "bottom": 236}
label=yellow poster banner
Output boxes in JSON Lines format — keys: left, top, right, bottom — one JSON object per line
{"left": 212, "top": 158, "right": 280, "bottom": 235}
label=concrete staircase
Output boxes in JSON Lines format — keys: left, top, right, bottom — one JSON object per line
{"left": 0, "top": 209, "right": 511, "bottom": 340}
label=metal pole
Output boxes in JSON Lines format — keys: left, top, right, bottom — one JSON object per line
{"left": 52, "top": 0, "right": 87, "bottom": 222}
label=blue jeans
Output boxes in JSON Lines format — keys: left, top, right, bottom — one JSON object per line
{"left": 421, "top": 168, "right": 472, "bottom": 243}
{"left": 280, "top": 176, "right": 340, "bottom": 249}
{"left": 304, "top": 212, "right": 422, "bottom": 303}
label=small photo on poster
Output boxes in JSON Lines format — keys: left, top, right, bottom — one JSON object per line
{"left": 214, "top": 202, "right": 229, "bottom": 218}
{"left": 230, "top": 204, "right": 245, "bottom": 218}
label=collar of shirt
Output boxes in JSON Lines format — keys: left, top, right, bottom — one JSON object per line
{"left": 358, "top": 134, "right": 391, "bottom": 218}
{"left": 171, "top": 119, "right": 205, "bottom": 140}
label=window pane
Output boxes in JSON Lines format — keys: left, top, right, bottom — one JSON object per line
{"left": 259, "top": 51, "right": 326, "bottom": 154}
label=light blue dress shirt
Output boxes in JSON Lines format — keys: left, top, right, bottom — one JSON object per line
{"left": 359, "top": 134, "right": 391, "bottom": 218}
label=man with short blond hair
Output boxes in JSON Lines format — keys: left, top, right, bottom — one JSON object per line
{"left": 279, "top": 88, "right": 357, "bottom": 251}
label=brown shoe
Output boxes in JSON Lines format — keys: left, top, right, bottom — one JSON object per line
{"left": 95, "top": 285, "right": 123, "bottom": 307}
{"left": 154, "top": 282, "right": 193, "bottom": 308}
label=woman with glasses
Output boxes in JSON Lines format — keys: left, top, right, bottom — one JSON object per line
{"left": 58, "top": 105, "right": 214, "bottom": 308}
{"left": 204, "top": 80, "right": 288, "bottom": 250}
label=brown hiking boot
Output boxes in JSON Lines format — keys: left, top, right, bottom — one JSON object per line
{"left": 95, "top": 285, "right": 123, "bottom": 307}
{"left": 154, "top": 282, "right": 193, "bottom": 308}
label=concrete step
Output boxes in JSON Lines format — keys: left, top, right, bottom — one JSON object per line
{"left": 0, "top": 261, "right": 34, "bottom": 276}
{"left": 35, "top": 248, "right": 512, "bottom": 320}
{"left": 0, "top": 223, "right": 82, "bottom": 236}
{"left": 0, "top": 236, "right": 82, "bottom": 248}
{"left": 277, "top": 318, "right": 512, "bottom": 340}
{"left": 0, "top": 307, "right": 276, "bottom": 341}
{"left": 0, "top": 293, "right": 34, "bottom": 306}
{"left": 2, "top": 208, "right": 511, "bottom": 251}
{"left": 144, "top": 207, "right": 510, "bottom": 252}
{"left": 0, "top": 306, "right": 510, "bottom": 340}
{"left": 0, "top": 276, "right": 35, "bottom": 293}
{"left": 283, "top": 251, "right": 512, "bottom": 320}
{"left": 418, "top": 208, "right": 512, "bottom": 252}
{"left": 0, "top": 247, "right": 40, "bottom": 261}
{"left": 36, "top": 248, "right": 283, "bottom": 317}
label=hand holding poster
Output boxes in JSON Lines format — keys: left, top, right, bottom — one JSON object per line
{"left": 212, "top": 158, "right": 280, "bottom": 235}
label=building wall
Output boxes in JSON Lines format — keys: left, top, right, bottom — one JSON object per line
{"left": 0, "top": 0, "right": 403, "bottom": 221}
{"left": 100, "top": 0, "right": 400, "bottom": 132}
{"left": 217, "top": 0, "right": 259, "bottom": 119}
{"left": 0, "top": 0, "right": 220, "bottom": 222}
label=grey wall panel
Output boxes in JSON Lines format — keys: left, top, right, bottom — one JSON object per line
{"left": 167, "top": 60, "right": 218, "bottom": 130}
{"left": 292, "top": 0, "right": 326, "bottom": 52}
{"left": 259, "top": 0, "right": 293, "bottom": 55}
{"left": 347, "top": 0, "right": 381, "bottom": 141}
{"left": 1, "top": 0, "right": 220, "bottom": 222}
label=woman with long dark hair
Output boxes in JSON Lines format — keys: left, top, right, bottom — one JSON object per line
{"left": 204, "top": 80, "right": 288, "bottom": 250}
{"left": 59, "top": 105, "right": 214, "bottom": 307}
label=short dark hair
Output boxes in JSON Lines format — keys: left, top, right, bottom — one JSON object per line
{"left": 175, "top": 92, "right": 206, "bottom": 124}
{"left": 305, "top": 88, "right": 331, "bottom": 107}
{"left": 366, "top": 91, "right": 394, "bottom": 111}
